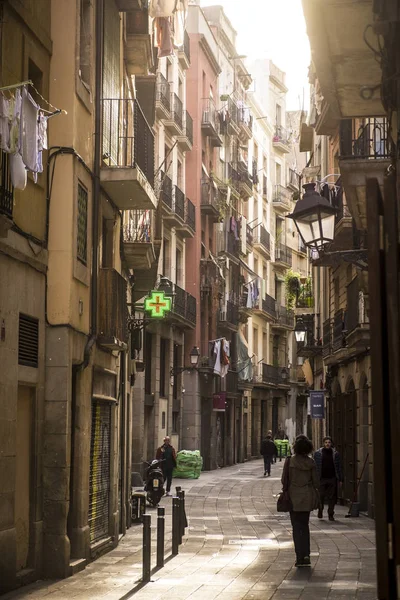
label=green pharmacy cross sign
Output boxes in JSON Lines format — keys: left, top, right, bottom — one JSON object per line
{"left": 144, "top": 290, "right": 172, "bottom": 319}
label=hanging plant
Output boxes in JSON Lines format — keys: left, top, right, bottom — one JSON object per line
{"left": 285, "top": 270, "right": 301, "bottom": 310}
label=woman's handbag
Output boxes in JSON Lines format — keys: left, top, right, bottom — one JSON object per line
{"left": 277, "top": 457, "right": 293, "bottom": 512}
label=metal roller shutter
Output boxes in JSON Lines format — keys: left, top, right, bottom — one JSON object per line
{"left": 89, "top": 400, "right": 112, "bottom": 544}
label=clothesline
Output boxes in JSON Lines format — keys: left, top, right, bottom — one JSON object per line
{"left": 0, "top": 79, "right": 67, "bottom": 115}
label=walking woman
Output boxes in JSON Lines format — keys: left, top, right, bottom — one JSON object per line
{"left": 282, "top": 435, "right": 319, "bottom": 567}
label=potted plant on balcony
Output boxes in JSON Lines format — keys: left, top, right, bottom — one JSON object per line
{"left": 285, "top": 270, "right": 301, "bottom": 310}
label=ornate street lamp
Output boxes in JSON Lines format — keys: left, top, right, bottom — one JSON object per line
{"left": 294, "top": 318, "right": 307, "bottom": 343}
{"left": 287, "top": 182, "right": 337, "bottom": 250}
{"left": 189, "top": 346, "right": 200, "bottom": 367}
{"left": 280, "top": 367, "right": 289, "bottom": 382}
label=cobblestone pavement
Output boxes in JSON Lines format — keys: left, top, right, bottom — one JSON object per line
{"left": 4, "top": 459, "right": 377, "bottom": 600}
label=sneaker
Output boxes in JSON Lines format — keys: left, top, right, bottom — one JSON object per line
{"left": 302, "top": 556, "right": 311, "bottom": 566}
{"left": 329, "top": 515, "right": 335, "bottom": 521}
{"left": 264, "top": 471, "right": 266, "bottom": 477}
{"left": 165, "top": 492, "right": 171, "bottom": 497}
{"left": 317, "top": 509, "right": 323, "bottom": 519}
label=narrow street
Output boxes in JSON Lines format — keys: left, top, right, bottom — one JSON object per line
{"left": 4, "top": 460, "right": 376, "bottom": 600}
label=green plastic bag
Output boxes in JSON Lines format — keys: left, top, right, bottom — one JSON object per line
{"left": 173, "top": 450, "right": 203, "bottom": 479}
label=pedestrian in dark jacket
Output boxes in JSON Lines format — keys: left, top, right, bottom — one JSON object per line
{"left": 156, "top": 436, "right": 177, "bottom": 496}
{"left": 260, "top": 435, "right": 277, "bottom": 476}
{"left": 314, "top": 436, "right": 343, "bottom": 521}
{"left": 284, "top": 435, "right": 319, "bottom": 568}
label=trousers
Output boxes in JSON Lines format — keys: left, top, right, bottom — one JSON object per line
{"left": 290, "top": 511, "right": 310, "bottom": 560}
{"left": 319, "top": 477, "right": 337, "bottom": 516}
{"left": 263, "top": 456, "right": 272, "bottom": 475}
{"left": 163, "top": 467, "right": 173, "bottom": 492}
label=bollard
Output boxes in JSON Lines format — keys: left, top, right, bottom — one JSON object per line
{"left": 177, "top": 491, "right": 183, "bottom": 544}
{"left": 279, "top": 444, "right": 282, "bottom": 462}
{"left": 157, "top": 506, "right": 165, "bottom": 569}
{"left": 142, "top": 514, "right": 151, "bottom": 583}
{"left": 175, "top": 485, "right": 182, "bottom": 496}
{"left": 172, "top": 497, "right": 180, "bottom": 556}
{"left": 181, "top": 490, "right": 188, "bottom": 533}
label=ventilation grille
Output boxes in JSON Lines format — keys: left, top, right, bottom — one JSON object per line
{"left": 18, "top": 314, "right": 39, "bottom": 368}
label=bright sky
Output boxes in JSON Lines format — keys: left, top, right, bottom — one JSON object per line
{"left": 200, "top": 0, "right": 311, "bottom": 111}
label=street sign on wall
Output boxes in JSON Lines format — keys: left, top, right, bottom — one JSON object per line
{"left": 310, "top": 390, "right": 325, "bottom": 419}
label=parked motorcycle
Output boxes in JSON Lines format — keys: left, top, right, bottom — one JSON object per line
{"left": 144, "top": 459, "right": 165, "bottom": 506}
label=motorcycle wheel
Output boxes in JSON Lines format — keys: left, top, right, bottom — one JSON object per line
{"left": 147, "top": 491, "right": 158, "bottom": 506}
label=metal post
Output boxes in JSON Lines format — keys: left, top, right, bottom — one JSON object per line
{"left": 157, "top": 507, "right": 165, "bottom": 569}
{"left": 172, "top": 497, "right": 180, "bottom": 556}
{"left": 180, "top": 490, "right": 187, "bottom": 536}
{"left": 177, "top": 491, "right": 183, "bottom": 544}
{"left": 142, "top": 514, "right": 151, "bottom": 583}
{"left": 279, "top": 444, "right": 282, "bottom": 462}
{"left": 175, "top": 485, "right": 182, "bottom": 496}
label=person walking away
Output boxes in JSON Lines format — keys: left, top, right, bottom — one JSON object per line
{"left": 260, "top": 434, "right": 277, "bottom": 476}
{"left": 156, "top": 436, "right": 177, "bottom": 497}
{"left": 314, "top": 436, "right": 343, "bottom": 521}
{"left": 284, "top": 435, "right": 319, "bottom": 568}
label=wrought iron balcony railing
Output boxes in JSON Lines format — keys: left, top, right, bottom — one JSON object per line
{"left": 162, "top": 278, "right": 196, "bottom": 326}
{"left": 0, "top": 152, "right": 13, "bottom": 219}
{"left": 156, "top": 72, "right": 171, "bottom": 112}
{"left": 246, "top": 224, "right": 253, "bottom": 246}
{"left": 275, "top": 243, "right": 292, "bottom": 267}
{"left": 161, "top": 173, "right": 173, "bottom": 209}
{"left": 333, "top": 309, "right": 346, "bottom": 352}
{"left": 273, "top": 125, "right": 290, "bottom": 145}
{"left": 255, "top": 225, "right": 271, "bottom": 252}
{"left": 202, "top": 97, "right": 218, "bottom": 131}
{"left": 219, "top": 300, "right": 239, "bottom": 327}
{"left": 171, "top": 93, "right": 183, "bottom": 130}
{"left": 123, "top": 209, "right": 153, "bottom": 243}
{"left": 201, "top": 178, "right": 219, "bottom": 211}
{"left": 261, "top": 363, "right": 288, "bottom": 385}
{"left": 288, "top": 168, "right": 299, "bottom": 189}
{"left": 186, "top": 198, "right": 195, "bottom": 231}
{"left": 273, "top": 184, "right": 292, "bottom": 206}
{"left": 184, "top": 111, "right": 193, "bottom": 145}
{"left": 322, "top": 318, "right": 331, "bottom": 358}
{"left": 102, "top": 98, "right": 155, "bottom": 187}
{"left": 262, "top": 173, "right": 268, "bottom": 198}
{"left": 339, "top": 118, "right": 390, "bottom": 160}
{"left": 173, "top": 185, "right": 185, "bottom": 220}
{"left": 228, "top": 97, "right": 239, "bottom": 125}
{"left": 98, "top": 268, "right": 128, "bottom": 345}
{"left": 277, "top": 305, "right": 295, "bottom": 328}
{"left": 262, "top": 294, "right": 277, "bottom": 319}
{"left": 238, "top": 105, "right": 253, "bottom": 131}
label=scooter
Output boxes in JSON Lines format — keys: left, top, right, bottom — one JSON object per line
{"left": 144, "top": 458, "right": 165, "bottom": 506}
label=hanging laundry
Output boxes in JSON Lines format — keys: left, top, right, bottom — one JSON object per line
{"left": 172, "top": 0, "right": 188, "bottom": 47}
{"left": 213, "top": 340, "right": 222, "bottom": 376}
{"left": 21, "top": 87, "right": 39, "bottom": 173}
{"left": 155, "top": 17, "right": 174, "bottom": 58}
{"left": 9, "top": 152, "right": 27, "bottom": 190}
{"left": 220, "top": 339, "right": 230, "bottom": 378}
{"left": 9, "top": 89, "right": 22, "bottom": 154}
{"left": 149, "top": 0, "right": 177, "bottom": 18}
{"left": 246, "top": 283, "right": 253, "bottom": 309}
{"left": 36, "top": 111, "right": 48, "bottom": 175}
{"left": 0, "top": 94, "right": 10, "bottom": 152}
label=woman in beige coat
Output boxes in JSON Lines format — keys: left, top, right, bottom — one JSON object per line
{"left": 282, "top": 435, "right": 319, "bottom": 567}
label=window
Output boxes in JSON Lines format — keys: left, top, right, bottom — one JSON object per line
{"left": 172, "top": 411, "right": 179, "bottom": 433}
{"left": 160, "top": 338, "right": 168, "bottom": 397}
{"left": 77, "top": 183, "right": 88, "bottom": 264}
{"left": 176, "top": 248, "right": 183, "bottom": 286}
{"left": 161, "top": 412, "right": 166, "bottom": 429}
{"left": 276, "top": 162, "right": 282, "bottom": 185}
{"left": 276, "top": 104, "right": 282, "bottom": 127}
{"left": 163, "top": 238, "right": 171, "bottom": 278}
{"left": 79, "top": 0, "right": 91, "bottom": 86}
{"left": 28, "top": 59, "right": 43, "bottom": 106}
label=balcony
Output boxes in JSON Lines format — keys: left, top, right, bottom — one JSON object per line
{"left": 296, "top": 315, "right": 322, "bottom": 358}
{"left": 346, "top": 276, "right": 370, "bottom": 350}
{"left": 200, "top": 258, "right": 222, "bottom": 294}
{"left": 261, "top": 173, "right": 268, "bottom": 199}
{"left": 275, "top": 243, "right": 292, "bottom": 269}
{"left": 288, "top": 168, "right": 299, "bottom": 192}
{"left": 100, "top": 98, "right": 157, "bottom": 210}
{"left": 246, "top": 224, "right": 253, "bottom": 250}
{"left": 164, "top": 93, "right": 183, "bottom": 136}
{"left": 272, "top": 306, "right": 295, "bottom": 330}
{"left": 177, "top": 110, "right": 193, "bottom": 151}
{"left": 125, "top": 7, "right": 153, "bottom": 76}
{"left": 255, "top": 363, "right": 290, "bottom": 388}
{"left": 161, "top": 278, "right": 196, "bottom": 328}
{"left": 301, "top": 0, "right": 384, "bottom": 119}
{"left": 227, "top": 97, "right": 240, "bottom": 136}
{"left": 298, "top": 238, "right": 307, "bottom": 255}
{"left": 218, "top": 300, "right": 239, "bottom": 331}
{"left": 322, "top": 319, "right": 331, "bottom": 358}
{"left": 160, "top": 173, "right": 173, "bottom": 211}
{"left": 254, "top": 293, "right": 276, "bottom": 321}
{"left": 227, "top": 163, "right": 241, "bottom": 192}
{"left": 339, "top": 118, "right": 391, "bottom": 230}
{"left": 272, "top": 126, "right": 291, "bottom": 153}
{"left": 163, "top": 184, "right": 185, "bottom": 227}
{"left": 201, "top": 98, "right": 223, "bottom": 146}
{"left": 200, "top": 178, "right": 220, "bottom": 221}
{"left": 175, "top": 198, "right": 196, "bottom": 238}
{"left": 123, "top": 209, "right": 156, "bottom": 270}
{"left": 273, "top": 184, "right": 292, "bottom": 212}
{"left": 238, "top": 168, "right": 253, "bottom": 199}
{"left": 155, "top": 72, "right": 171, "bottom": 120}
{"left": 253, "top": 225, "right": 271, "bottom": 258}
{"left": 178, "top": 30, "right": 191, "bottom": 69}
{"left": 296, "top": 284, "right": 314, "bottom": 312}
{"left": 217, "top": 231, "right": 240, "bottom": 262}
{"left": 332, "top": 309, "right": 346, "bottom": 353}
{"left": 98, "top": 268, "right": 128, "bottom": 350}
{"left": 0, "top": 152, "right": 13, "bottom": 237}
{"left": 237, "top": 105, "right": 253, "bottom": 140}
